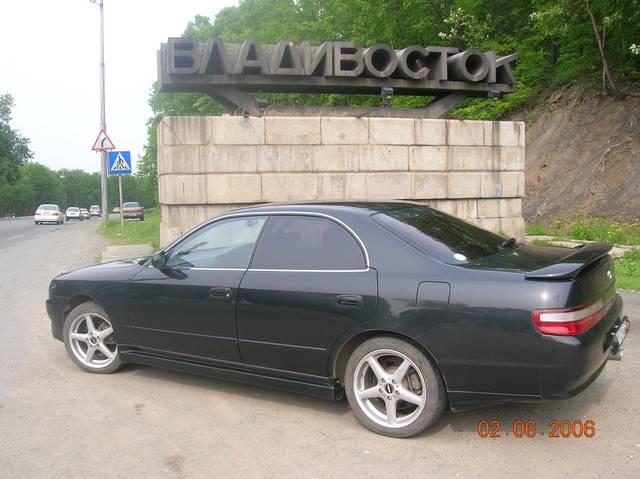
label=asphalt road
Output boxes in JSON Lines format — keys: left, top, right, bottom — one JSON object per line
{"left": 0, "top": 218, "right": 638, "bottom": 478}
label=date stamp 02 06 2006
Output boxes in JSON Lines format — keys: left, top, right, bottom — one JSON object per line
{"left": 477, "top": 419, "right": 597, "bottom": 439}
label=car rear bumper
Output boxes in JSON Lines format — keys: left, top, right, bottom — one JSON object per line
{"left": 540, "top": 293, "right": 626, "bottom": 399}
{"left": 123, "top": 212, "right": 144, "bottom": 218}
{"left": 35, "top": 216, "right": 62, "bottom": 222}
{"left": 46, "top": 296, "right": 66, "bottom": 341}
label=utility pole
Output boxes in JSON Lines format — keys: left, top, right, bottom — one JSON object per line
{"left": 92, "top": 0, "right": 109, "bottom": 222}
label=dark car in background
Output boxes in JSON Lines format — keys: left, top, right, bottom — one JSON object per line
{"left": 122, "top": 201, "right": 144, "bottom": 221}
{"left": 46, "top": 202, "right": 628, "bottom": 437}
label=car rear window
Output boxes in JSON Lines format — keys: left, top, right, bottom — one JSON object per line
{"left": 372, "top": 205, "right": 505, "bottom": 264}
{"left": 39, "top": 205, "right": 57, "bottom": 211}
{"left": 67, "top": 207, "right": 79, "bottom": 212}
{"left": 251, "top": 215, "right": 366, "bottom": 270}
{"left": 123, "top": 202, "right": 140, "bottom": 208}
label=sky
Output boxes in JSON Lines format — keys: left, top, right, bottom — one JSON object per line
{"left": 1, "top": 0, "right": 238, "bottom": 174}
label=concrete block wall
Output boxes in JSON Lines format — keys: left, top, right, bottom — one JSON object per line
{"left": 158, "top": 116, "right": 525, "bottom": 247}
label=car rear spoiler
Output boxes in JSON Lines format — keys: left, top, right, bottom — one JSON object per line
{"left": 525, "top": 242, "right": 613, "bottom": 280}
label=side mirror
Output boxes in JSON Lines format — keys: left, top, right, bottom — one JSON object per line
{"left": 151, "top": 251, "right": 167, "bottom": 268}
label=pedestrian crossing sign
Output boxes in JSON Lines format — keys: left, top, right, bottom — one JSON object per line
{"left": 108, "top": 151, "right": 132, "bottom": 175}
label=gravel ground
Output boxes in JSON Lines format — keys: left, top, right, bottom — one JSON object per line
{"left": 0, "top": 218, "right": 638, "bottom": 478}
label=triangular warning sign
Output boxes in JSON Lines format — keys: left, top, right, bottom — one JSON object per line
{"left": 111, "top": 153, "right": 130, "bottom": 171}
{"left": 92, "top": 129, "right": 115, "bottom": 150}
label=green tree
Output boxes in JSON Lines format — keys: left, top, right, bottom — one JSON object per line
{"left": 0, "top": 94, "right": 33, "bottom": 185}
{"left": 139, "top": 0, "right": 640, "bottom": 198}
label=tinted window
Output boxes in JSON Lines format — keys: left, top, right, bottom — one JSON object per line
{"left": 372, "top": 205, "right": 506, "bottom": 264}
{"left": 39, "top": 205, "right": 58, "bottom": 211}
{"left": 166, "top": 216, "right": 266, "bottom": 269}
{"left": 251, "top": 216, "right": 366, "bottom": 270}
{"left": 123, "top": 202, "right": 140, "bottom": 208}
{"left": 67, "top": 207, "right": 79, "bottom": 212}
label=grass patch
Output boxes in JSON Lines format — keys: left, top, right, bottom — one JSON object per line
{"left": 525, "top": 224, "right": 553, "bottom": 236}
{"left": 615, "top": 250, "right": 640, "bottom": 291}
{"left": 100, "top": 208, "right": 161, "bottom": 251}
{"left": 527, "top": 214, "right": 640, "bottom": 246}
{"left": 528, "top": 217, "right": 640, "bottom": 291}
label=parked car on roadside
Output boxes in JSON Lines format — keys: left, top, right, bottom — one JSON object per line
{"left": 113, "top": 207, "right": 120, "bottom": 214}
{"left": 80, "top": 208, "right": 91, "bottom": 220}
{"left": 65, "top": 207, "right": 81, "bottom": 221}
{"left": 122, "top": 201, "right": 144, "bottom": 221}
{"left": 34, "top": 204, "right": 64, "bottom": 225}
{"left": 89, "top": 205, "right": 101, "bottom": 217}
{"left": 46, "top": 202, "right": 628, "bottom": 438}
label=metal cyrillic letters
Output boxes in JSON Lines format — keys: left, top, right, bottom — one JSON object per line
{"left": 159, "top": 38, "right": 518, "bottom": 97}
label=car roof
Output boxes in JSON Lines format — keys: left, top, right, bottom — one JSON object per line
{"left": 227, "top": 201, "right": 415, "bottom": 217}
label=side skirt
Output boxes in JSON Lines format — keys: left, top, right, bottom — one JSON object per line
{"left": 120, "top": 350, "right": 343, "bottom": 401}
{"left": 448, "top": 391, "right": 542, "bottom": 412}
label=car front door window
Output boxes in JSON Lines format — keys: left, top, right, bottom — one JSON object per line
{"left": 166, "top": 216, "right": 267, "bottom": 269}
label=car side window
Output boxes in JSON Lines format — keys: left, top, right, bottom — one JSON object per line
{"left": 166, "top": 216, "right": 267, "bottom": 269}
{"left": 250, "top": 215, "right": 366, "bottom": 270}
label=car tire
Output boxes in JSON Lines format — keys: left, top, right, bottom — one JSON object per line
{"left": 63, "top": 301, "right": 122, "bottom": 374}
{"left": 140, "top": 217, "right": 144, "bottom": 221}
{"left": 344, "top": 336, "right": 446, "bottom": 438}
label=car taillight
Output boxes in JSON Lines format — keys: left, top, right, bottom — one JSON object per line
{"left": 532, "top": 291, "right": 616, "bottom": 336}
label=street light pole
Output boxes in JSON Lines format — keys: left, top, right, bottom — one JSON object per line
{"left": 93, "top": 0, "right": 108, "bottom": 222}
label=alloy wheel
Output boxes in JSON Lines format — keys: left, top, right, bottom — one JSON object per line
{"left": 68, "top": 313, "right": 118, "bottom": 369}
{"left": 352, "top": 348, "right": 426, "bottom": 428}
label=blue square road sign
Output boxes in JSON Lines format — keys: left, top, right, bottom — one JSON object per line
{"left": 108, "top": 151, "right": 132, "bottom": 175}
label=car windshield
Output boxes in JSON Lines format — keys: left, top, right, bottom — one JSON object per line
{"left": 123, "top": 202, "right": 140, "bottom": 208}
{"left": 39, "top": 205, "right": 57, "bottom": 211}
{"left": 372, "top": 205, "right": 507, "bottom": 264}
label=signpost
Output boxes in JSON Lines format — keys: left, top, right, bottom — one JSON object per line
{"left": 108, "top": 151, "right": 132, "bottom": 228}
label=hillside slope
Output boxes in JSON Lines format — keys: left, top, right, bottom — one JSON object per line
{"left": 522, "top": 84, "right": 639, "bottom": 225}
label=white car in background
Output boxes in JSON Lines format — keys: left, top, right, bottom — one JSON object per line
{"left": 65, "top": 207, "right": 81, "bottom": 221}
{"left": 89, "top": 205, "right": 101, "bottom": 217}
{"left": 34, "top": 204, "right": 64, "bottom": 225}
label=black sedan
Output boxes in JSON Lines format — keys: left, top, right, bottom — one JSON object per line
{"left": 46, "top": 202, "right": 629, "bottom": 437}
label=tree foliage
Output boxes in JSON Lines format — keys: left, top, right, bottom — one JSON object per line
{"left": 0, "top": 94, "right": 33, "bottom": 185}
{"left": 0, "top": 162, "right": 157, "bottom": 217}
{"left": 136, "top": 0, "right": 640, "bottom": 192}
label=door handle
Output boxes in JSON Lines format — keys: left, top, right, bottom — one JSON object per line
{"left": 336, "top": 294, "right": 363, "bottom": 309}
{"left": 210, "top": 287, "right": 232, "bottom": 300}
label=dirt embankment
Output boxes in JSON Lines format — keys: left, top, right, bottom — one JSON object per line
{"left": 519, "top": 84, "right": 639, "bottom": 225}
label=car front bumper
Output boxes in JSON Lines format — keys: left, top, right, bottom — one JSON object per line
{"left": 540, "top": 293, "right": 626, "bottom": 399}
{"left": 46, "top": 296, "right": 66, "bottom": 341}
